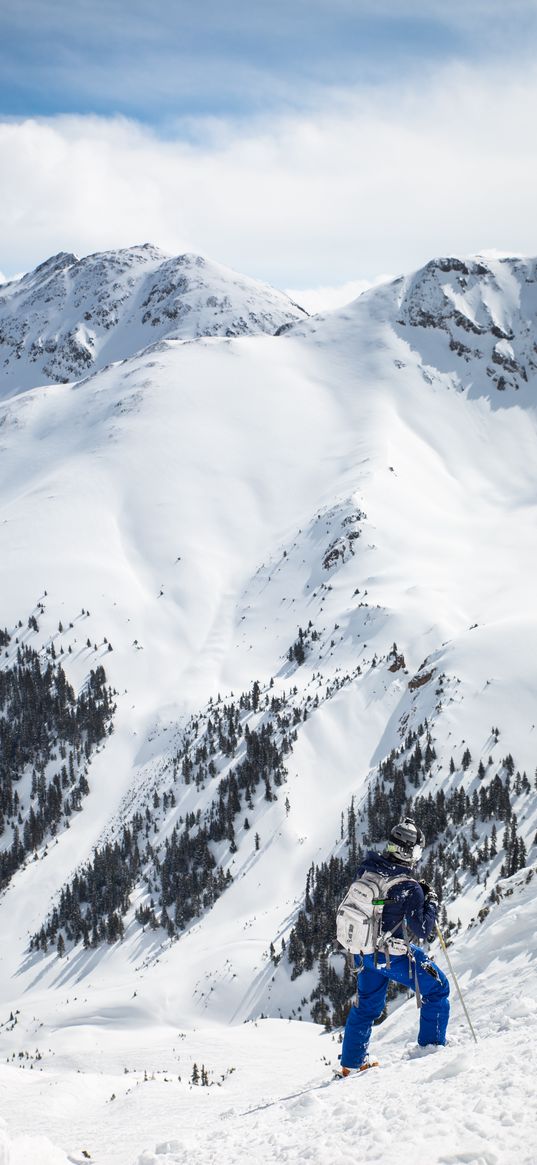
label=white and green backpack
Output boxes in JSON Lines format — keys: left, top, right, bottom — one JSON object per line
{"left": 336, "top": 869, "right": 410, "bottom": 956}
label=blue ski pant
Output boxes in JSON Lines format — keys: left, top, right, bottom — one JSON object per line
{"left": 341, "top": 945, "right": 450, "bottom": 1069}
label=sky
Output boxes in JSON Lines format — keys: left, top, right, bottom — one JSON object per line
{"left": 1, "top": 1, "right": 537, "bottom": 298}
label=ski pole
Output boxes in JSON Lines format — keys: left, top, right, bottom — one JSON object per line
{"left": 436, "top": 923, "right": 478, "bottom": 1044}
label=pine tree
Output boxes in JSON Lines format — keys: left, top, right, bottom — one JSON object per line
{"left": 516, "top": 836, "right": 526, "bottom": 871}
{"left": 490, "top": 823, "right": 498, "bottom": 858}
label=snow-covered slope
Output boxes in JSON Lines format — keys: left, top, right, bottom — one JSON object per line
{"left": 0, "top": 245, "right": 307, "bottom": 395}
{"left": 0, "top": 864, "right": 536, "bottom": 1164}
{"left": 297, "top": 252, "right": 537, "bottom": 395}
{"left": 0, "top": 248, "right": 536, "bottom": 1163}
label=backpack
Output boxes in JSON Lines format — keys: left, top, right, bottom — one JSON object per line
{"left": 336, "top": 869, "right": 411, "bottom": 955}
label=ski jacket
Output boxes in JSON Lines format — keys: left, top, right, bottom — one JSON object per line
{"left": 355, "top": 851, "right": 437, "bottom": 943}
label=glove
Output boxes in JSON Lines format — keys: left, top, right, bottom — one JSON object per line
{"left": 419, "top": 880, "right": 439, "bottom": 908}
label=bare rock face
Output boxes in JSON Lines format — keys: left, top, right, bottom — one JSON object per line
{"left": 0, "top": 244, "right": 308, "bottom": 396}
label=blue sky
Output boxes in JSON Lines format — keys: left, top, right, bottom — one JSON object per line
{"left": 1, "top": 2, "right": 537, "bottom": 290}
{"left": 0, "top": 0, "right": 529, "bottom": 126}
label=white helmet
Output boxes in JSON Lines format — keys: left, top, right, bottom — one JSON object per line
{"left": 385, "top": 817, "right": 425, "bottom": 865}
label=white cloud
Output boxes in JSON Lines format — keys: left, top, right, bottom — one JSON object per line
{"left": 285, "top": 276, "right": 393, "bottom": 315}
{"left": 1, "top": 64, "right": 536, "bottom": 287}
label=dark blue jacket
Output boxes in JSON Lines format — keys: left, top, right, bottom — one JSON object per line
{"left": 356, "top": 850, "right": 437, "bottom": 943}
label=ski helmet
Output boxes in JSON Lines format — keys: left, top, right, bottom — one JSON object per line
{"left": 385, "top": 818, "right": 425, "bottom": 865}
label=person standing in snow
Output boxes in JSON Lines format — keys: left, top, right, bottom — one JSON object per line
{"left": 339, "top": 818, "right": 450, "bottom": 1074}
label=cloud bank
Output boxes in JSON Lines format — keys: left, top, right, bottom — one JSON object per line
{"left": 285, "top": 277, "right": 393, "bottom": 315}
{"left": 1, "top": 64, "right": 536, "bottom": 287}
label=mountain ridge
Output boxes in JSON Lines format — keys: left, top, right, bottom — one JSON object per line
{"left": 289, "top": 251, "right": 537, "bottom": 400}
{"left": 0, "top": 243, "right": 308, "bottom": 396}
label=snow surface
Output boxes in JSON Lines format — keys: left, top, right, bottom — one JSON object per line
{"left": 1, "top": 866, "right": 536, "bottom": 1164}
{"left": 0, "top": 248, "right": 537, "bottom": 1162}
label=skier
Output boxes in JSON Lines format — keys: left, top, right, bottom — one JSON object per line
{"left": 339, "top": 818, "right": 450, "bottom": 1075}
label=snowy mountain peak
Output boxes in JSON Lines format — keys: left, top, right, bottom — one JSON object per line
{"left": 290, "top": 252, "right": 537, "bottom": 400}
{"left": 398, "top": 253, "right": 525, "bottom": 329}
{"left": 0, "top": 245, "right": 308, "bottom": 396}
{"left": 394, "top": 252, "right": 537, "bottom": 394}
{"left": 28, "top": 250, "right": 79, "bottom": 279}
